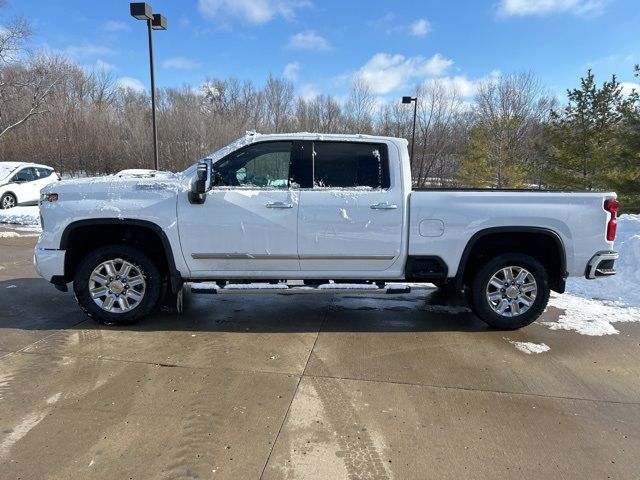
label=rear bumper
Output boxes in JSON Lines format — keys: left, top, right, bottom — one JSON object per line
{"left": 34, "top": 248, "right": 66, "bottom": 283}
{"left": 585, "top": 251, "right": 618, "bottom": 279}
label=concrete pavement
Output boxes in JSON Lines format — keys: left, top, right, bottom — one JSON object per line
{"left": 1, "top": 233, "right": 639, "bottom": 479}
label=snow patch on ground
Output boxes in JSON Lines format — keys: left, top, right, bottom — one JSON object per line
{"left": 318, "top": 283, "right": 379, "bottom": 290}
{"left": 224, "top": 283, "right": 288, "bottom": 290}
{"left": 542, "top": 293, "right": 640, "bottom": 336}
{"left": 509, "top": 341, "right": 550, "bottom": 354}
{"left": 539, "top": 215, "right": 640, "bottom": 336}
{"left": 0, "top": 206, "right": 40, "bottom": 226}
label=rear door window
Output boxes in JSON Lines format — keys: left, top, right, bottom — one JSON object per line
{"left": 12, "top": 167, "right": 36, "bottom": 182}
{"left": 36, "top": 168, "right": 53, "bottom": 178}
{"left": 312, "top": 142, "right": 390, "bottom": 189}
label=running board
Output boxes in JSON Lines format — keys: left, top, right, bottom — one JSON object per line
{"left": 190, "top": 282, "right": 411, "bottom": 295}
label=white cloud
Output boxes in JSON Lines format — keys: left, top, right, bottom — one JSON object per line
{"left": 620, "top": 82, "right": 640, "bottom": 96}
{"left": 94, "top": 59, "right": 117, "bottom": 72}
{"left": 283, "top": 62, "right": 301, "bottom": 81}
{"left": 103, "top": 21, "right": 130, "bottom": 32}
{"left": 116, "top": 77, "right": 145, "bottom": 93}
{"left": 62, "top": 44, "right": 114, "bottom": 61}
{"left": 162, "top": 56, "right": 200, "bottom": 70}
{"left": 409, "top": 18, "right": 430, "bottom": 37}
{"left": 287, "top": 30, "right": 331, "bottom": 51}
{"left": 497, "top": 0, "right": 608, "bottom": 17}
{"left": 355, "top": 53, "right": 453, "bottom": 95}
{"left": 198, "top": 0, "right": 310, "bottom": 24}
{"left": 429, "top": 70, "right": 502, "bottom": 98}
{"left": 298, "top": 83, "right": 320, "bottom": 101}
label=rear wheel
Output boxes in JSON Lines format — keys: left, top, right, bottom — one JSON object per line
{"left": 1, "top": 193, "right": 16, "bottom": 209}
{"left": 73, "top": 245, "right": 162, "bottom": 325}
{"left": 467, "top": 253, "right": 549, "bottom": 330}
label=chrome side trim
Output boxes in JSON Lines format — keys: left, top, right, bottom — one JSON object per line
{"left": 300, "top": 254, "right": 396, "bottom": 260}
{"left": 191, "top": 253, "right": 396, "bottom": 260}
{"left": 191, "top": 253, "right": 297, "bottom": 260}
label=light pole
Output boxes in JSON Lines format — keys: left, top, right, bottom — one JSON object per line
{"left": 402, "top": 96, "right": 417, "bottom": 168}
{"left": 130, "top": 3, "right": 167, "bottom": 171}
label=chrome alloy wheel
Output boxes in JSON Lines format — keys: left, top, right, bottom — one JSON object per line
{"left": 88, "top": 258, "right": 146, "bottom": 313}
{"left": 485, "top": 266, "right": 537, "bottom": 317}
{"left": 1, "top": 195, "right": 16, "bottom": 209}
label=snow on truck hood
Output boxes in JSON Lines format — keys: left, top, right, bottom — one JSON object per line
{"left": 40, "top": 171, "right": 183, "bottom": 195}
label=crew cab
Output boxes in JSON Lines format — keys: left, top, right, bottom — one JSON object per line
{"left": 34, "top": 133, "right": 619, "bottom": 329}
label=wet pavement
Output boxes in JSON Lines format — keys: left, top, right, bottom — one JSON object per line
{"left": 1, "top": 233, "right": 639, "bottom": 479}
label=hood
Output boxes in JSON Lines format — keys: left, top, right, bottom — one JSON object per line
{"left": 40, "top": 173, "right": 185, "bottom": 198}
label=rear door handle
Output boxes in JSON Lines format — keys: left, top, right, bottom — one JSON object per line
{"left": 370, "top": 202, "right": 398, "bottom": 210}
{"left": 266, "top": 201, "right": 293, "bottom": 209}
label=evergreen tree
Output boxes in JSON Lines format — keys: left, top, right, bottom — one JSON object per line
{"left": 544, "top": 70, "right": 636, "bottom": 191}
{"left": 456, "top": 72, "right": 551, "bottom": 188}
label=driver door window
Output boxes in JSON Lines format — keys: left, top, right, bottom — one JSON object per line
{"left": 12, "top": 168, "right": 36, "bottom": 183}
{"left": 214, "top": 141, "right": 292, "bottom": 189}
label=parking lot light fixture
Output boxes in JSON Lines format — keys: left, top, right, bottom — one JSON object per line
{"left": 130, "top": 3, "right": 167, "bottom": 171}
{"left": 130, "top": 2, "right": 153, "bottom": 20}
{"left": 151, "top": 14, "right": 167, "bottom": 30}
{"left": 402, "top": 96, "right": 418, "bottom": 169}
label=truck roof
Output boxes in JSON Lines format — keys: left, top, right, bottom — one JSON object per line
{"left": 243, "top": 131, "right": 408, "bottom": 144}
{"left": 203, "top": 132, "right": 408, "bottom": 163}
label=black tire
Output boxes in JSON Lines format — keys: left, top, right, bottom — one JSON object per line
{"left": 1, "top": 192, "right": 16, "bottom": 209}
{"left": 73, "top": 245, "right": 162, "bottom": 325}
{"left": 467, "top": 253, "right": 550, "bottom": 330}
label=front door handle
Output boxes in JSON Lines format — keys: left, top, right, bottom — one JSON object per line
{"left": 370, "top": 202, "right": 398, "bottom": 210}
{"left": 266, "top": 201, "right": 293, "bottom": 209}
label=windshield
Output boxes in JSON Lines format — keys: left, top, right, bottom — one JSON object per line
{"left": 0, "top": 164, "right": 18, "bottom": 181}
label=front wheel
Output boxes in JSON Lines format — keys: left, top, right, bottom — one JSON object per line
{"left": 467, "top": 253, "right": 549, "bottom": 330}
{"left": 1, "top": 193, "right": 16, "bottom": 209}
{"left": 73, "top": 245, "right": 162, "bottom": 325}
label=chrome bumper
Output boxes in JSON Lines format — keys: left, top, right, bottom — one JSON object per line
{"left": 585, "top": 251, "right": 618, "bottom": 279}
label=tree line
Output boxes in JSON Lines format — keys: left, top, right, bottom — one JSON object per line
{"left": 0, "top": 9, "right": 638, "bottom": 211}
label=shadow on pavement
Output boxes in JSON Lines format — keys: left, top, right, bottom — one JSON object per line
{"left": 0, "top": 277, "right": 491, "bottom": 334}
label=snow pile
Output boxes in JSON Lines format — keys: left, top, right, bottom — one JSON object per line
{"left": 224, "top": 283, "right": 288, "bottom": 290}
{"left": 543, "top": 293, "right": 640, "bottom": 336}
{"left": 318, "top": 283, "right": 380, "bottom": 290}
{"left": 0, "top": 206, "right": 40, "bottom": 226}
{"left": 566, "top": 214, "right": 640, "bottom": 307}
{"left": 509, "top": 341, "right": 550, "bottom": 354}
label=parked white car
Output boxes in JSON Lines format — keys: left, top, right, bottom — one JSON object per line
{"left": 34, "top": 133, "right": 619, "bottom": 329}
{"left": 0, "top": 162, "right": 60, "bottom": 209}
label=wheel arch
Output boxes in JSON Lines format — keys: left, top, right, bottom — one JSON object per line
{"left": 60, "top": 219, "right": 182, "bottom": 292}
{"left": 1, "top": 190, "right": 17, "bottom": 203}
{"left": 454, "top": 226, "right": 567, "bottom": 293}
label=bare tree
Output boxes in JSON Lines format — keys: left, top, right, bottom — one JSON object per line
{"left": 0, "top": 6, "right": 65, "bottom": 140}
{"left": 263, "top": 74, "right": 294, "bottom": 133}
{"left": 345, "top": 77, "right": 375, "bottom": 133}
{"left": 412, "top": 80, "right": 463, "bottom": 187}
{"left": 457, "top": 72, "right": 554, "bottom": 188}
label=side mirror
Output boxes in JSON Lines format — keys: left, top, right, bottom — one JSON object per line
{"left": 189, "top": 158, "right": 213, "bottom": 204}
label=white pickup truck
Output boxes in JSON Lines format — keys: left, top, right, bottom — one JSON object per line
{"left": 34, "top": 133, "right": 620, "bottom": 329}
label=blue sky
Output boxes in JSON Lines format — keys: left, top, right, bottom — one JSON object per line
{"left": 7, "top": 0, "right": 640, "bottom": 102}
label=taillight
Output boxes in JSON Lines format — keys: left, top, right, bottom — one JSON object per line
{"left": 604, "top": 199, "right": 619, "bottom": 241}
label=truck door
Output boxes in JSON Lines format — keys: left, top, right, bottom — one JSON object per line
{"left": 177, "top": 141, "right": 303, "bottom": 276}
{"left": 297, "top": 141, "right": 404, "bottom": 274}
